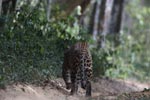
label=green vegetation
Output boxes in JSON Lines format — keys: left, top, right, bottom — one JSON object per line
{"left": 94, "top": 0, "right": 150, "bottom": 81}
{"left": 0, "top": 0, "right": 149, "bottom": 87}
{"left": 0, "top": 4, "right": 82, "bottom": 85}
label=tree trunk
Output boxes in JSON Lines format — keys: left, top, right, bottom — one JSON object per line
{"left": 98, "top": 0, "right": 114, "bottom": 48}
{"left": 89, "top": 1, "right": 97, "bottom": 35}
{"left": 98, "top": 0, "right": 106, "bottom": 33}
{"left": 92, "top": 0, "right": 101, "bottom": 40}
{"left": 89, "top": 0, "right": 106, "bottom": 41}
{"left": 46, "top": 0, "right": 51, "bottom": 21}
{"left": 108, "top": 0, "right": 124, "bottom": 34}
{"left": 102, "top": 0, "right": 114, "bottom": 35}
{"left": 0, "top": 0, "right": 2, "bottom": 15}
{"left": 2, "top": 0, "right": 17, "bottom": 15}
{"left": 97, "top": 0, "right": 106, "bottom": 48}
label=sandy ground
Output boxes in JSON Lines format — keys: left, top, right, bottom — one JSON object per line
{"left": 0, "top": 77, "right": 150, "bottom": 100}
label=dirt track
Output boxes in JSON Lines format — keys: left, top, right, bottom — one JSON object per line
{"left": 0, "top": 77, "right": 149, "bottom": 100}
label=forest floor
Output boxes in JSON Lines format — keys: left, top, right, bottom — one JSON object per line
{"left": 0, "top": 77, "right": 150, "bottom": 100}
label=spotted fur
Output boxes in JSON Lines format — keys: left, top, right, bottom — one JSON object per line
{"left": 62, "top": 42, "right": 93, "bottom": 96}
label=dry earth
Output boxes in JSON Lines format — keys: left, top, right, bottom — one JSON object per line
{"left": 0, "top": 77, "right": 150, "bottom": 100}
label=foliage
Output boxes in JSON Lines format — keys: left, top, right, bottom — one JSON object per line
{"left": 125, "top": 0, "right": 150, "bottom": 81}
{"left": 92, "top": 34, "right": 135, "bottom": 78}
{"left": 93, "top": 0, "right": 150, "bottom": 81}
{"left": 0, "top": 0, "right": 150, "bottom": 87}
{"left": 0, "top": 3, "right": 84, "bottom": 85}
{"left": 92, "top": 32, "right": 149, "bottom": 81}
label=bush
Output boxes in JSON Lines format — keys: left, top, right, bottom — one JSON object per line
{"left": 92, "top": 32, "right": 149, "bottom": 81}
{"left": 92, "top": 0, "right": 150, "bottom": 81}
{"left": 0, "top": 0, "right": 149, "bottom": 86}
{"left": 0, "top": 4, "right": 84, "bottom": 85}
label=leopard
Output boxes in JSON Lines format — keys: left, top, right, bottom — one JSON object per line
{"left": 62, "top": 42, "right": 93, "bottom": 96}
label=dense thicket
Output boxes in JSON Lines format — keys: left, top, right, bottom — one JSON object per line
{"left": 0, "top": 0, "right": 149, "bottom": 87}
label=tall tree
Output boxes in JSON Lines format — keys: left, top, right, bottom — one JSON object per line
{"left": 2, "top": 0, "right": 17, "bottom": 15}
{"left": 102, "top": 0, "right": 114, "bottom": 35}
{"left": 108, "top": 0, "right": 124, "bottom": 34}
{"left": 100, "top": 0, "right": 114, "bottom": 48}
{"left": 89, "top": 0, "right": 106, "bottom": 40}
{"left": 0, "top": 0, "right": 2, "bottom": 15}
{"left": 99, "top": 0, "right": 124, "bottom": 47}
{"left": 46, "top": 0, "right": 51, "bottom": 21}
{"left": 98, "top": 0, "right": 106, "bottom": 48}
{"left": 92, "top": 0, "right": 101, "bottom": 40}
{"left": 98, "top": 0, "right": 106, "bottom": 33}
